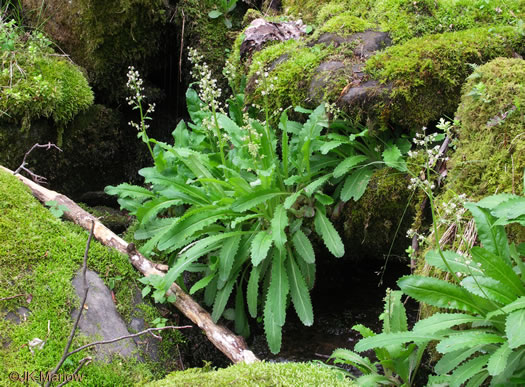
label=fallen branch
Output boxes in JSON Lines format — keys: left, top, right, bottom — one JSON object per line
{"left": 1, "top": 165, "right": 259, "bottom": 364}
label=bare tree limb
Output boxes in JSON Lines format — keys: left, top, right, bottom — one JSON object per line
{"left": 14, "top": 143, "right": 62, "bottom": 184}
{"left": 1, "top": 165, "right": 259, "bottom": 364}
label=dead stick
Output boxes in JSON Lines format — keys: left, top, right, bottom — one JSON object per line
{"left": 1, "top": 165, "right": 259, "bottom": 364}
{"left": 0, "top": 293, "right": 28, "bottom": 301}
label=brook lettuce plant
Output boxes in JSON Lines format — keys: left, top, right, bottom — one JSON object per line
{"left": 107, "top": 51, "right": 347, "bottom": 353}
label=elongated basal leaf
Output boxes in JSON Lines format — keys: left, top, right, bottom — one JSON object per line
{"left": 219, "top": 234, "right": 241, "bottom": 282}
{"left": 506, "top": 309, "right": 525, "bottom": 348}
{"left": 382, "top": 144, "right": 407, "bottom": 172}
{"left": 266, "top": 249, "right": 289, "bottom": 327}
{"left": 436, "top": 332, "right": 504, "bottom": 354}
{"left": 271, "top": 205, "right": 288, "bottom": 252}
{"left": 341, "top": 167, "right": 374, "bottom": 202}
{"left": 354, "top": 331, "right": 436, "bottom": 352}
{"left": 292, "top": 229, "right": 315, "bottom": 264}
{"left": 247, "top": 265, "right": 260, "bottom": 318}
{"left": 286, "top": 254, "right": 313, "bottom": 326}
{"left": 487, "top": 342, "right": 511, "bottom": 376}
{"left": 231, "top": 189, "right": 287, "bottom": 212}
{"left": 251, "top": 231, "right": 273, "bottom": 266}
{"left": 397, "top": 275, "right": 485, "bottom": 313}
{"left": 211, "top": 278, "right": 235, "bottom": 322}
{"left": 314, "top": 210, "right": 344, "bottom": 258}
{"left": 263, "top": 307, "right": 282, "bottom": 354}
{"left": 333, "top": 155, "right": 368, "bottom": 178}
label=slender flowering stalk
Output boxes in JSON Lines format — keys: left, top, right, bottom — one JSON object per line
{"left": 126, "top": 66, "right": 155, "bottom": 159}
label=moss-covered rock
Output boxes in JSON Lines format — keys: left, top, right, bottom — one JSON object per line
{"left": 339, "top": 168, "right": 416, "bottom": 261}
{"left": 0, "top": 20, "right": 93, "bottom": 131}
{"left": 284, "top": 0, "right": 524, "bottom": 43}
{"left": 145, "top": 361, "right": 352, "bottom": 386}
{"left": 0, "top": 170, "right": 183, "bottom": 385}
{"left": 365, "top": 26, "right": 524, "bottom": 130}
{"left": 414, "top": 58, "right": 524, "bottom": 312}
{"left": 21, "top": 0, "right": 168, "bottom": 101}
{"left": 446, "top": 57, "right": 525, "bottom": 199}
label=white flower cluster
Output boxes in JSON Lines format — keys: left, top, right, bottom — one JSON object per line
{"left": 254, "top": 69, "right": 278, "bottom": 96}
{"left": 437, "top": 193, "right": 468, "bottom": 225}
{"left": 406, "top": 227, "right": 426, "bottom": 243}
{"left": 407, "top": 176, "right": 435, "bottom": 192}
{"left": 223, "top": 58, "right": 237, "bottom": 87}
{"left": 324, "top": 102, "right": 342, "bottom": 118}
{"left": 125, "top": 66, "right": 156, "bottom": 132}
{"left": 188, "top": 47, "right": 222, "bottom": 112}
{"left": 240, "top": 112, "right": 263, "bottom": 158}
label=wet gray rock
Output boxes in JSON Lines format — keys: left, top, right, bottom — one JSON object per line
{"left": 72, "top": 269, "right": 138, "bottom": 361}
{"left": 316, "top": 30, "right": 392, "bottom": 58}
{"left": 240, "top": 18, "right": 306, "bottom": 60}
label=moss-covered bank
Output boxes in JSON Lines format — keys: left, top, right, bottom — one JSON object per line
{"left": 146, "top": 361, "right": 353, "bottom": 386}
{"left": 0, "top": 170, "right": 182, "bottom": 386}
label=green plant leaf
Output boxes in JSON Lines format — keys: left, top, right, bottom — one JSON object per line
{"left": 271, "top": 205, "right": 288, "bottom": 252}
{"left": 217, "top": 113, "right": 243, "bottom": 147}
{"left": 136, "top": 197, "right": 180, "bottom": 224}
{"left": 330, "top": 348, "right": 376, "bottom": 374}
{"left": 208, "top": 10, "right": 223, "bottom": 18}
{"left": 304, "top": 174, "right": 331, "bottom": 197}
{"left": 436, "top": 332, "right": 505, "bottom": 354}
{"left": 490, "top": 197, "right": 525, "bottom": 219}
{"left": 488, "top": 342, "right": 511, "bottom": 376}
{"left": 449, "top": 354, "right": 490, "bottom": 387}
{"left": 356, "top": 374, "right": 393, "bottom": 385}
{"left": 314, "top": 210, "right": 344, "bottom": 258}
{"left": 425, "top": 249, "right": 483, "bottom": 276}
{"left": 382, "top": 144, "right": 407, "bottom": 171}
{"left": 320, "top": 141, "right": 343, "bottom": 154}
{"left": 465, "top": 203, "right": 510, "bottom": 262}
{"left": 461, "top": 276, "right": 516, "bottom": 304}
{"left": 296, "top": 257, "right": 316, "bottom": 290}
{"left": 267, "top": 249, "right": 289, "bottom": 326}
{"left": 250, "top": 231, "right": 273, "bottom": 266}
{"left": 333, "top": 155, "right": 368, "bottom": 178}
{"left": 231, "top": 189, "right": 287, "bottom": 212}
{"left": 235, "top": 286, "right": 250, "bottom": 338}
{"left": 219, "top": 234, "right": 241, "bottom": 282}
{"left": 355, "top": 332, "right": 436, "bottom": 352}
{"left": 470, "top": 246, "right": 525, "bottom": 296}
{"left": 263, "top": 307, "right": 282, "bottom": 354}
{"left": 397, "top": 275, "right": 485, "bottom": 313}
{"left": 434, "top": 345, "right": 484, "bottom": 374}
{"left": 341, "top": 167, "right": 374, "bottom": 201}
{"left": 292, "top": 230, "right": 315, "bottom": 264}
{"left": 382, "top": 290, "right": 407, "bottom": 333}
{"left": 413, "top": 313, "right": 486, "bottom": 335}
{"left": 105, "top": 183, "right": 155, "bottom": 200}
{"left": 314, "top": 192, "right": 334, "bottom": 206}
{"left": 286, "top": 254, "right": 313, "bottom": 326}
{"left": 157, "top": 208, "right": 231, "bottom": 251}
{"left": 247, "top": 265, "right": 260, "bottom": 318}
{"left": 211, "top": 278, "right": 235, "bottom": 322}
{"left": 487, "top": 296, "right": 525, "bottom": 319}
{"left": 284, "top": 190, "right": 302, "bottom": 209}
{"left": 189, "top": 273, "right": 216, "bottom": 295}
{"left": 506, "top": 309, "right": 525, "bottom": 348}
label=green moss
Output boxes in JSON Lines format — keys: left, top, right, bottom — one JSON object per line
{"left": 365, "top": 26, "right": 525, "bottom": 130}
{"left": 317, "top": 13, "right": 374, "bottom": 36}
{"left": 341, "top": 168, "right": 416, "bottom": 260}
{"left": 246, "top": 39, "right": 335, "bottom": 112}
{"left": 291, "top": 0, "right": 524, "bottom": 43}
{"left": 448, "top": 57, "right": 525, "bottom": 199}
{"left": 0, "top": 170, "right": 182, "bottom": 385}
{"left": 0, "top": 22, "right": 93, "bottom": 131}
{"left": 145, "top": 362, "right": 353, "bottom": 387}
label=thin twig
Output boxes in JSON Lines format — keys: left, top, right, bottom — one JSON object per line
{"left": 0, "top": 293, "right": 28, "bottom": 301}
{"left": 55, "top": 357, "right": 92, "bottom": 387}
{"left": 14, "top": 143, "right": 62, "bottom": 184}
{"left": 45, "top": 221, "right": 94, "bottom": 387}
{"left": 179, "top": 8, "right": 185, "bottom": 83}
{"left": 65, "top": 325, "right": 192, "bottom": 358}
